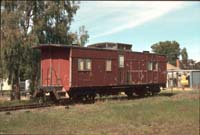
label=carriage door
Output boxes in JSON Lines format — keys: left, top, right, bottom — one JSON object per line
{"left": 118, "top": 55, "right": 125, "bottom": 84}
{"left": 47, "top": 48, "right": 57, "bottom": 86}
{"left": 126, "top": 59, "right": 132, "bottom": 84}
{"left": 153, "top": 61, "right": 159, "bottom": 83}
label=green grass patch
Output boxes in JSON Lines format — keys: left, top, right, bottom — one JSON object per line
{"left": 0, "top": 91, "right": 199, "bottom": 135}
{"left": 0, "top": 99, "right": 37, "bottom": 107}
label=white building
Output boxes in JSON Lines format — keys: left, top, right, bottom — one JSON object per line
{"left": 0, "top": 78, "right": 12, "bottom": 91}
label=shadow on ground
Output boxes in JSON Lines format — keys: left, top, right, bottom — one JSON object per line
{"left": 51, "top": 91, "right": 182, "bottom": 106}
{"left": 158, "top": 92, "right": 177, "bottom": 97}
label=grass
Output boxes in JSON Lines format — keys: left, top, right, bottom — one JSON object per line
{"left": 0, "top": 90, "right": 199, "bottom": 135}
{"left": 0, "top": 99, "right": 37, "bottom": 107}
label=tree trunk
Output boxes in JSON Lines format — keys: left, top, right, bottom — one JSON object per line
{"left": 10, "top": 84, "right": 21, "bottom": 100}
{"left": 15, "top": 82, "right": 21, "bottom": 100}
{"left": 10, "top": 80, "right": 21, "bottom": 100}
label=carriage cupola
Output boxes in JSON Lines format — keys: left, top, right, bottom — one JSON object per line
{"left": 87, "top": 42, "right": 132, "bottom": 51}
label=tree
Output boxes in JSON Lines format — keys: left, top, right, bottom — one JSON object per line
{"left": 31, "top": 1, "right": 79, "bottom": 44}
{"left": 181, "top": 48, "right": 188, "bottom": 61}
{"left": 72, "top": 25, "right": 89, "bottom": 46}
{"left": 0, "top": 41, "right": 2, "bottom": 79}
{"left": 1, "top": 1, "right": 23, "bottom": 100}
{"left": 1, "top": 0, "right": 80, "bottom": 100}
{"left": 151, "top": 41, "right": 181, "bottom": 66}
{"left": 180, "top": 47, "right": 188, "bottom": 68}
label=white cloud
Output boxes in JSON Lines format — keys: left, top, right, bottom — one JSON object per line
{"left": 93, "top": 2, "right": 185, "bottom": 38}
{"left": 71, "top": 1, "right": 186, "bottom": 39}
{"left": 70, "top": 2, "right": 199, "bottom": 62}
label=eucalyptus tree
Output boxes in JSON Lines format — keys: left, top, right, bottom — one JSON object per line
{"left": 1, "top": 0, "right": 81, "bottom": 100}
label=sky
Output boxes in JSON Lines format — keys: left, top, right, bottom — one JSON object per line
{"left": 70, "top": 1, "right": 200, "bottom": 61}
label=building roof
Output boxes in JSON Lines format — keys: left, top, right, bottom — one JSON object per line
{"left": 167, "top": 63, "right": 180, "bottom": 70}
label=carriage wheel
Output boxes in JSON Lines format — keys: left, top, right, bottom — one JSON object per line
{"left": 134, "top": 89, "right": 147, "bottom": 97}
{"left": 125, "top": 90, "right": 134, "bottom": 98}
{"left": 151, "top": 86, "right": 161, "bottom": 96}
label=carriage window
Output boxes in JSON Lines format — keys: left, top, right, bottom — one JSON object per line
{"left": 119, "top": 55, "right": 124, "bottom": 68}
{"left": 106, "top": 60, "right": 112, "bottom": 71}
{"left": 85, "top": 59, "right": 91, "bottom": 71}
{"left": 153, "top": 62, "right": 158, "bottom": 71}
{"left": 78, "top": 58, "right": 91, "bottom": 71}
{"left": 147, "top": 62, "right": 153, "bottom": 71}
{"left": 78, "top": 59, "right": 84, "bottom": 71}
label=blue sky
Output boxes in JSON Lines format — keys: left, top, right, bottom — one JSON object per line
{"left": 70, "top": 1, "right": 200, "bottom": 61}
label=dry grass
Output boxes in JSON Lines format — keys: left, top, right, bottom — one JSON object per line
{"left": 0, "top": 90, "right": 199, "bottom": 135}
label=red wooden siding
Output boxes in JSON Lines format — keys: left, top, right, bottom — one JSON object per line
{"left": 71, "top": 48, "right": 118, "bottom": 87}
{"left": 39, "top": 45, "right": 167, "bottom": 91}
{"left": 125, "top": 52, "right": 166, "bottom": 85}
{"left": 70, "top": 48, "right": 167, "bottom": 88}
{"left": 41, "top": 47, "right": 70, "bottom": 90}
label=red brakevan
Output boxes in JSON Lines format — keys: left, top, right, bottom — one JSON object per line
{"left": 34, "top": 42, "right": 167, "bottom": 101}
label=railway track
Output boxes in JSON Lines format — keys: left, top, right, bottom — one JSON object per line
{"left": 0, "top": 93, "right": 162, "bottom": 112}
{"left": 0, "top": 103, "right": 53, "bottom": 112}
{"left": 0, "top": 96, "right": 130, "bottom": 112}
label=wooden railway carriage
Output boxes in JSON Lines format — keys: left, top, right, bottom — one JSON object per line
{"left": 34, "top": 42, "right": 167, "bottom": 101}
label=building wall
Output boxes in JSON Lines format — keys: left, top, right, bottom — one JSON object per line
{"left": 191, "top": 71, "right": 200, "bottom": 89}
{"left": 167, "top": 70, "right": 200, "bottom": 89}
{"left": 0, "top": 78, "right": 12, "bottom": 91}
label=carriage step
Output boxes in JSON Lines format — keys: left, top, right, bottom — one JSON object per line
{"left": 56, "top": 91, "right": 66, "bottom": 94}
{"left": 59, "top": 96, "right": 69, "bottom": 100}
{"left": 54, "top": 90, "right": 69, "bottom": 100}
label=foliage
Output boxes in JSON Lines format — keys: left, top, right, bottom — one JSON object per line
{"left": 151, "top": 41, "right": 181, "bottom": 65}
{"left": 181, "top": 47, "right": 188, "bottom": 61}
{"left": 1, "top": 0, "right": 23, "bottom": 100}
{"left": 1, "top": 0, "right": 81, "bottom": 100}
{"left": 180, "top": 47, "right": 188, "bottom": 68}
{"left": 73, "top": 25, "right": 89, "bottom": 46}
{"left": 0, "top": 29, "right": 1, "bottom": 77}
{"left": 31, "top": 1, "right": 79, "bottom": 44}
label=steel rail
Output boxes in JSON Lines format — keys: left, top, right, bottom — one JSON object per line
{"left": 0, "top": 103, "right": 52, "bottom": 112}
